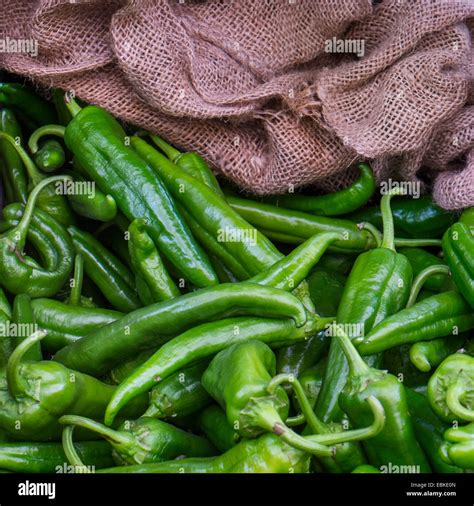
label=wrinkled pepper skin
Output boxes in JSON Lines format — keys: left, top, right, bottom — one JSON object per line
{"left": 63, "top": 103, "right": 217, "bottom": 288}
{"left": 427, "top": 354, "right": 474, "bottom": 423}
{"left": 98, "top": 433, "right": 311, "bottom": 473}
{"left": 442, "top": 222, "right": 474, "bottom": 309}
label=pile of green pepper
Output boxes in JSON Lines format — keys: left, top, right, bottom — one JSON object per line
{"left": 0, "top": 81, "right": 472, "bottom": 474}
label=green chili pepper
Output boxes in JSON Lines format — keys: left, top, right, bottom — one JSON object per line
{"left": 0, "top": 331, "right": 148, "bottom": 441}
{"left": 33, "top": 140, "right": 66, "bottom": 173}
{"left": 151, "top": 134, "right": 224, "bottom": 198}
{"left": 405, "top": 264, "right": 451, "bottom": 308}
{"left": 98, "top": 433, "right": 311, "bottom": 473}
{"left": 201, "top": 341, "right": 384, "bottom": 456}
{"left": 60, "top": 415, "right": 217, "bottom": 466}
{"left": 61, "top": 171, "right": 118, "bottom": 223}
{"left": 307, "top": 267, "right": 346, "bottom": 316}
{"left": 30, "top": 299, "right": 121, "bottom": 352}
{"left": 54, "top": 283, "right": 310, "bottom": 377}
{"left": 0, "top": 109, "right": 28, "bottom": 205}
{"left": 264, "top": 164, "right": 376, "bottom": 216}
{"left": 11, "top": 294, "right": 41, "bottom": 362}
{"left": 128, "top": 218, "right": 180, "bottom": 304}
{"left": 226, "top": 195, "right": 375, "bottom": 253}
{"left": 399, "top": 247, "right": 449, "bottom": 292}
{"left": 276, "top": 331, "right": 328, "bottom": 379}
{"left": 316, "top": 189, "right": 413, "bottom": 422}
{"left": 104, "top": 312, "right": 330, "bottom": 426}
{"left": 405, "top": 389, "right": 463, "bottom": 473}
{"left": 0, "top": 440, "right": 114, "bottom": 473}
{"left": 443, "top": 222, "right": 474, "bottom": 309}
{"left": 298, "top": 359, "right": 326, "bottom": 410}
{"left": 131, "top": 136, "right": 284, "bottom": 276}
{"left": 345, "top": 195, "right": 457, "bottom": 238}
{"left": 427, "top": 354, "right": 474, "bottom": 423}
{"left": 440, "top": 422, "right": 474, "bottom": 469}
{"left": 270, "top": 373, "right": 375, "bottom": 473}
{"left": 0, "top": 176, "right": 74, "bottom": 297}
{"left": 409, "top": 336, "right": 466, "bottom": 372}
{"left": 0, "top": 83, "right": 57, "bottom": 127}
{"left": 0, "top": 132, "right": 74, "bottom": 226}
{"left": 382, "top": 344, "right": 432, "bottom": 388}
{"left": 52, "top": 90, "right": 73, "bottom": 127}
{"left": 144, "top": 362, "right": 212, "bottom": 419}
{"left": 63, "top": 100, "right": 217, "bottom": 288}
{"left": 336, "top": 328, "right": 431, "bottom": 471}
{"left": 108, "top": 350, "right": 156, "bottom": 385}
{"left": 67, "top": 226, "right": 140, "bottom": 312}
{"left": 197, "top": 405, "right": 240, "bottom": 453}
{"left": 355, "top": 292, "right": 474, "bottom": 355}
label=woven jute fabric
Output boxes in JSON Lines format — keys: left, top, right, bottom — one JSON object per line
{"left": 0, "top": 0, "right": 473, "bottom": 208}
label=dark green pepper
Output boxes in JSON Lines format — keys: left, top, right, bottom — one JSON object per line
{"left": 409, "top": 336, "right": 466, "bottom": 372}
{"left": 0, "top": 176, "right": 74, "bottom": 298}
{"left": 440, "top": 422, "right": 474, "bottom": 470}
{"left": 399, "top": 247, "right": 449, "bottom": 292}
{"left": 197, "top": 405, "right": 240, "bottom": 453}
{"left": 33, "top": 140, "right": 66, "bottom": 173}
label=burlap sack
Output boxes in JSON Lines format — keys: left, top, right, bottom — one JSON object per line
{"left": 0, "top": 0, "right": 473, "bottom": 208}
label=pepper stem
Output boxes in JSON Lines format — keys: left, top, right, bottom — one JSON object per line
{"left": 150, "top": 134, "right": 182, "bottom": 162}
{"left": 446, "top": 379, "right": 474, "bottom": 422}
{"left": 0, "top": 132, "right": 42, "bottom": 184}
{"left": 394, "top": 238, "right": 442, "bottom": 248}
{"left": 64, "top": 95, "right": 82, "bottom": 117}
{"left": 6, "top": 329, "right": 47, "bottom": 398}
{"left": 406, "top": 264, "right": 450, "bottom": 308}
{"left": 306, "top": 396, "right": 386, "bottom": 445}
{"left": 61, "top": 425, "right": 92, "bottom": 473}
{"left": 28, "top": 124, "right": 65, "bottom": 154}
{"left": 4, "top": 175, "right": 72, "bottom": 249}
{"left": 268, "top": 374, "right": 329, "bottom": 435}
{"left": 380, "top": 187, "right": 406, "bottom": 251}
{"left": 247, "top": 399, "right": 334, "bottom": 457}
{"left": 59, "top": 415, "right": 135, "bottom": 447}
{"left": 336, "top": 326, "right": 370, "bottom": 376}
{"left": 68, "top": 254, "right": 84, "bottom": 306}
{"left": 358, "top": 222, "right": 382, "bottom": 248}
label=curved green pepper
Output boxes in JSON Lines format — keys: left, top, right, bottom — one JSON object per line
{"left": 427, "top": 354, "right": 474, "bottom": 423}
{"left": 0, "top": 176, "right": 74, "bottom": 298}
{"left": 0, "top": 108, "right": 28, "bottom": 205}
{"left": 104, "top": 313, "right": 329, "bottom": 426}
{"left": 60, "top": 415, "right": 216, "bottom": 466}
{"left": 0, "top": 331, "right": 148, "bottom": 441}
{"left": 336, "top": 328, "right": 431, "bottom": 471}
{"left": 264, "top": 163, "right": 376, "bottom": 216}
{"left": 98, "top": 433, "right": 311, "bottom": 473}
{"left": 63, "top": 100, "right": 217, "bottom": 288}
{"left": 409, "top": 336, "right": 466, "bottom": 373}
